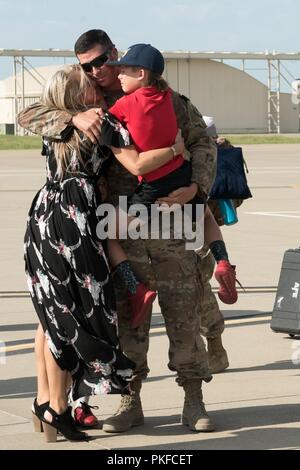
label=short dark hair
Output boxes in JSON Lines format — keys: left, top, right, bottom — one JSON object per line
{"left": 74, "top": 29, "right": 114, "bottom": 55}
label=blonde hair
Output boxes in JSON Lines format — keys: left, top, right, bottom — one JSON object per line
{"left": 41, "top": 64, "right": 96, "bottom": 179}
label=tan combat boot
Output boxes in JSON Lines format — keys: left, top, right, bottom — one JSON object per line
{"left": 181, "top": 379, "right": 214, "bottom": 432}
{"left": 207, "top": 336, "right": 229, "bottom": 374}
{"left": 102, "top": 380, "right": 144, "bottom": 433}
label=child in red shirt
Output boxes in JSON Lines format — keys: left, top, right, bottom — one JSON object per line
{"left": 105, "top": 43, "right": 238, "bottom": 307}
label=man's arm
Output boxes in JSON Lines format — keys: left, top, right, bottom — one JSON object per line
{"left": 18, "top": 102, "right": 73, "bottom": 139}
{"left": 18, "top": 102, "right": 102, "bottom": 143}
{"left": 172, "top": 92, "right": 217, "bottom": 199}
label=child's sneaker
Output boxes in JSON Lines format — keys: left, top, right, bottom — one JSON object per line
{"left": 214, "top": 260, "right": 238, "bottom": 304}
{"left": 129, "top": 283, "right": 157, "bottom": 329}
{"left": 74, "top": 402, "right": 99, "bottom": 428}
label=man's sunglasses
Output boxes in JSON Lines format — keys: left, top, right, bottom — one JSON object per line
{"left": 80, "top": 49, "right": 113, "bottom": 73}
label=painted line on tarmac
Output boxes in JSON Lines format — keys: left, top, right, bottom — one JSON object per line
{"left": 225, "top": 315, "right": 271, "bottom": 324}
{"left": 245, "top": 211, "right": 300, "bottom": 219}
{"left": 0, "top": 408, "right": 30, "bottom": 423}
{"left": 0, "top": 343, "right": 34, "bottom": 353}
{"left": 0, "top": 316, "right": 271, "bottom": 354}
{"left": 0, "top": 189, "right": 39, "bottom": 193}
{"left": 250, "top": 186, "right": 292, "bottom": 189}
{"left": 0, "top": 391, "right": 34, "bottom": 399}
{"left": 151, "top": 315, "right": 271, "bottom": 334}
{"left": 146, "top": 315, "right": 271, "bottom": 334}
{"left": 0, "top": 171, "right": 44, "bottom": 176}
{"left": 246, "top": 211, "right": 300, "bottom": 214}
{"left": 250, "top": 167, "right": 300, "bottom": 170}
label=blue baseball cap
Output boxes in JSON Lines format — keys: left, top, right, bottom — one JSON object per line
{"left": 107, "top": 43, "right": 165, "bottom": 75}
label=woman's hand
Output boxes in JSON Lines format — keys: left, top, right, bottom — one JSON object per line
{"left": 95, "top": 108, "right": 105, "bottom": 119}
{"left": 71, "top": 108, "right": 102, "bottom": 143}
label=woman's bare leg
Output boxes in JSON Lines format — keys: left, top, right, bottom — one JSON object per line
{"left": 43, "top": 340, "right": 68, "bottom": 421}
{"left": 35, "top": 323, "right": 50, "bottom": 405}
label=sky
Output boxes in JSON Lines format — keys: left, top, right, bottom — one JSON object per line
{"left": 0, "top": 0, "right": 299, "bottom": 85}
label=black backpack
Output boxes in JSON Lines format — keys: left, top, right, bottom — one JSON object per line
{"left": 209, "top": 146, "right": 252, "bottom": 200}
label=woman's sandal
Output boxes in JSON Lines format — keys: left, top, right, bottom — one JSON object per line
{"left": 31, "top": 398, "right": 50, "bottom": 433}
{"left": 41, "top": 405, "right": 89, "bottom": 442}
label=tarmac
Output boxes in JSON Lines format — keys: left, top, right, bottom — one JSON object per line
{"left": 0, "top": 144, "right": 300, "bottom": 451}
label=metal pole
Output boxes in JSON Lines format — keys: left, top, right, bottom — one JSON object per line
{"left": 277, "top": 60, "right": 281, "bottom": 134}
{"left": 267, "top": 59, "right": 272, "bottom": 133}
{"left": 21, "top": 56, "right": 25, "bottom": 136}
{"left": 187, "top": 58, "right": 191, "bottom": 98}
{"left": 13, "top": 56, "right": 18, "bottom": 136}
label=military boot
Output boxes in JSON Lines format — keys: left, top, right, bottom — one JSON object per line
{"left": 207, "top": 336, "right": 229, "bottom": 374}
{"left": 181, "top": 379, "right": 214, "bottom": 432}
{"left": 102, "top": 380, "right": 144, "bottom": 433}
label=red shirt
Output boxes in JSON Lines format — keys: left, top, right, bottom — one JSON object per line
{"left": 109, "top": 86, "right": 184, "bottom": 182}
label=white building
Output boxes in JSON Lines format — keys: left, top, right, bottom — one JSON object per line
{"left": 0, "top": 64, "right": 60, "bottom": 132}
{"left": 0, "top": 49, "right": 299, "bottom": 134}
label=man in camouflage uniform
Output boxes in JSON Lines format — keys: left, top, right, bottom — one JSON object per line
{"left": 18, "top": 29, "right": 218, "bottom": 433}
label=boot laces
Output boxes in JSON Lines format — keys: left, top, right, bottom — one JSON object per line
{"left": 116, "top": 394, "right": 136, "bottom": 414}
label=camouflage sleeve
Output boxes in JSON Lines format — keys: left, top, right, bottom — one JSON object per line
{"left": 172, "top": 92, "right": 217, "bottom": 199}
{"left": 18, "top": 102, "right": 73, "bottom": 140}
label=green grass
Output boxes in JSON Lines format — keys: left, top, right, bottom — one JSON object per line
{"left": 0, "top": 135, "right": 42, "bottom": 150}
{"left": 0, "top": 134, "right": 300, "bottom": 150}
{"left": 223, "top": 134, "right": 300, "bottom": 145}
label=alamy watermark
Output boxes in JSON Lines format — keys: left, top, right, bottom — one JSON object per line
{"left": 96, "top": 196, "right": 205, "bottom": 251}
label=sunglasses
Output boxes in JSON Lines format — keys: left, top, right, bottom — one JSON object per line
{"left": 80, "top": 49, "right": 113, "bottom": 73}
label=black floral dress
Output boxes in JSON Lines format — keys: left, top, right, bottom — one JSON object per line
{"left": 24, "top": 119, "right": 134, "bottom": 401}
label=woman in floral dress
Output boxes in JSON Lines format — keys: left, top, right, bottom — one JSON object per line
{"left": 23, "top": 65, "right": 137, "bottom": 442}
{"left": 23, "top": 64, "right": 180, "bottom": 442}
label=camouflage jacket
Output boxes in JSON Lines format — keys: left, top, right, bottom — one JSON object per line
{"left": 18, "top": 91, "right": 217, "bottom": 202}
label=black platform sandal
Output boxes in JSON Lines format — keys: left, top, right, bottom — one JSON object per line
{"left": 41, "top": 405, "right": 89, "bottom": 443}
{"left": 32, "top": 398, "right": 50, "bottom": 433}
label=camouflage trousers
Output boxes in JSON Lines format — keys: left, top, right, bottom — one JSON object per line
{"left": 196, "top": 250, "right": 225, "bottom": 339}
{"left": 114, "top": 237, "right": 212, "bottom": 386}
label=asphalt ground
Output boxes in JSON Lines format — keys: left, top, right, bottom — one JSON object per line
{"left": 0, "top": 144, "right": 300, "bottom": 451}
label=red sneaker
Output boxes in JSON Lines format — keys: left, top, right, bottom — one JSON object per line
{"left": 129, "top": 283, "right": 157, "bottom": 329}
{"left": 74, "top": 402, "right": 99, "bottom": 428}
{"left": 214, "top": 260, "right": 238, "bottom": 304}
